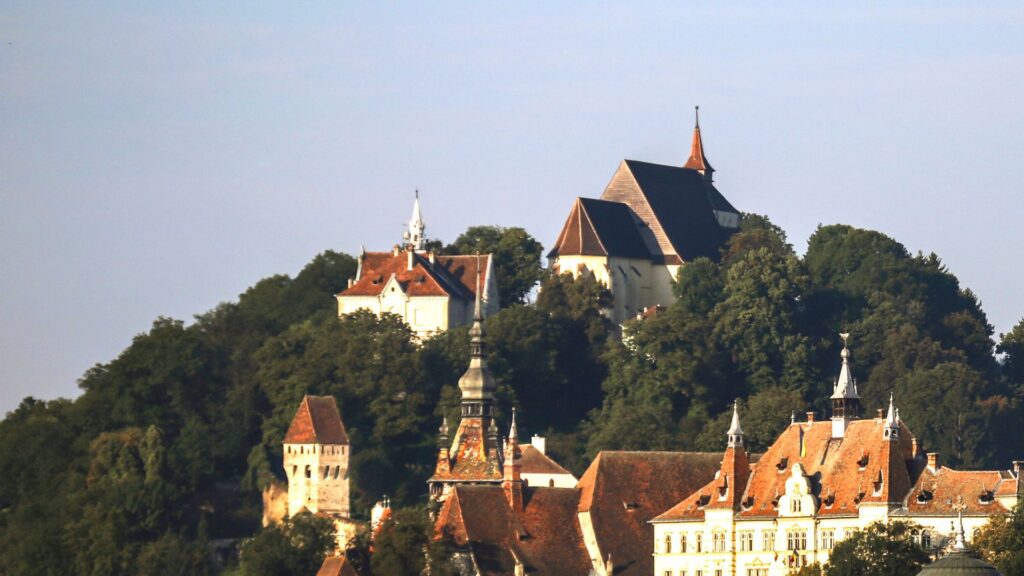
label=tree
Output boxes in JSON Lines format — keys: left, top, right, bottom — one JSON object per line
{"left": 444, "top": 225, "right": 544, "bottom": 305}
{"left": 238, "top": 512, "right": 335, "bottom": 576}
{"left": 371, "top": 507, "right": 452, "bottom": 576}
{"left": 998, "top": 319, "right": 1024, "bottom": 393}
{"left": 974, "top": 504, "right": 1024, "bottom": 576}
{"left": 695, "top": 388, "right": 807, "bottom": 453}
{"left": 825, "top": 521, "right": 930, "bottom": 576}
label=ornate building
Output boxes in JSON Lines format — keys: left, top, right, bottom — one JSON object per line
{"left": 335, "top": 195, "right": 499, "bottom": 339}
{"left": 548, "top": 109, "right": 740, "bottom": 324}
{"left": 651, "top": 339, "right": 1023, "bottom": 576}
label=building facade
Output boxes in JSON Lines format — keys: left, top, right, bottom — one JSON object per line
{"left": 336, "top": 196, "right": 499, "bottom": 338}
{"left": 651, "top": 339, "right": 1023, "bottom": 576}
{"left": 548, "top": 111, "right": 740, "bottom": 324}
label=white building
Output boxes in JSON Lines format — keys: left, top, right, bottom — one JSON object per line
{"left": 336, "top": 196, "right": 499, "bottom": 339}
{"left": 651, "top": 339, "right": 1022, "bottom": 576}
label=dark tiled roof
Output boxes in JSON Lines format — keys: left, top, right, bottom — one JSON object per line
{"left": 618, "top": 160, "right": 733, "bottom": 262}
{"left": 548, "top": 198, "right": 650, "bottom": 259}
{"left": 316, "top": 556, "right": 358, "bottom": 576}
{"left": 436, "top": 485, "right": 592, "bottom": 576}
{"left": 283, "top": 395, "right": 349, "bottom": 445}
{"left": 578, "top": 451, "right": 723, "bottom": 576}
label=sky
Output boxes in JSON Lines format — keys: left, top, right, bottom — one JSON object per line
{"left": 2, "top": 2, "right": 1023, "bottom": 415}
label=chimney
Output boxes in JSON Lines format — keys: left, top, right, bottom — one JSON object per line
{"left": 347, "top": 278, "right": 354, "bottom": 288}
{"left": 429, "top": 251, "right": 436, "bottom": 264}
{"left": 532, "top": 435, "right": 546, "bottom": 454}
{"left": 407, "top": 249, "right": 414, "bottom": 271}
{"left": 876, "top": 408, "right": 885, "bottom": 419}
{"left": 806, "top": 411, "right": 815, "bottom": 423}
{"left": 393, "top": 245, "right": 400, "bottom": 256}
{"left": 927, "top": 452, "right": 939, "bottom": 472}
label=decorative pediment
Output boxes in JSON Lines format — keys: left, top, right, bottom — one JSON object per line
{"left": 778, "top": 463, "right": 817, "bottom": 517}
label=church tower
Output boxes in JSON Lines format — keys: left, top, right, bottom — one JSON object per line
{"left": 427, "top": 263, "right": 503, "bottom": 500}
{"left": 283, "top": 395, "right": 351, "bottom": 517}
{"left": 830, "top": 333, "right": 861, "bottom": 439}
{"left": 402, "top": 190, "right": 426, "bottom": 251}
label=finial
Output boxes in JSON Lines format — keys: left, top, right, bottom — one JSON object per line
{"left": 474, "top": 252, "right": 483, "bottom": 322}
{"left": 415, "top": 188, "right": 419, "bottom": 199}
{"left": 886, "top": 393, "right": 896, "bottom": 423}
{"left": 840, "top": 332, "right": 850, "bottom": 360}
{"left": 695, "top": 105, "right": 700, "bottom": 128}
{"left": 439, "top": 416, "right": 449, "bottom": 437}
{"left": 509, "top": 407, "right": 518, "bottom": 442}
{"left": 953, "top": 499, "right": 968, "bottom": 550}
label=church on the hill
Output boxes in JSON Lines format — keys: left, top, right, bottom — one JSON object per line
{"left": 548, "top": 110, "right": 740, "bottom": 324}
{"left": 651, "top": 338, "right": 1023, "bottom": 576}
{"left": 335, "top": 194, "right": 499, "bottom": 339}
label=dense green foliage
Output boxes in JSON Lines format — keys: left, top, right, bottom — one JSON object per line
{"left": 370, "top": 507, "right": 452, "bottom": 576}
{"left": 825, "top": 521, "right": 931, "bottom": 576}
{"left": 237, "top": 512, "right": 336, "bottom": 576}
{"left": 0, "top": 218, "right": 1021, "bottom": 575}
{"left": 974, "top": 504, "right": 1024, "bottom": 576}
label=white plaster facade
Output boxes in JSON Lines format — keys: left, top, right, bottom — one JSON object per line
{"left": 554, "top": 254, "right": 679, "bottom": 325}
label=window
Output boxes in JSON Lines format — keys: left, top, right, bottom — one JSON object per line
{"left": 739, "top": 531, "right": 754, "bottom": 551}
{"left": 323, "top": 466, "right": 330, "bottom": 479}
{"left": 713, "top": 532, "right": 727, "bottom": 552}
{"left": 305, "top": 465, "right": 311, "bottom": 479}
{"left": 680, "top": 533, "right": 688, "bottom": 553}
{"left": 821, "top": 529, "right": 835, "bottom": 550}
{"left": 715, "top": 570, "right": 723, "bottom": 576}
{"left": 665, "top": 572, "right": 672, "bottom": 576}
{"left": 792, "top": 498, "right": 802, "bottom": 513}
{"left": 921, "top": 530, "right": 931, "bottom": 549}
{"left": 763, "top": 530, "right": 776, "bottom": 551}
{"left": 747, "top": 569, "right": 769, "bottom": 576}
{"left": 787, "top": 530, "right": 807, "bottom": 551}
{"left": 696, "top": 570, "right": 703, "bottom": 576}
{"left": 679, "top": 571, "right": 687, "bottom": 576}
{"left": 695, "top": 533, "right": 703, "bottom": 553}
{"left": 664, "top": 533, "right": 673, "bottom": 554}
{"left": 292, "top": 465, "right": 297, "bottom": 477}
{"left": 334, "top": 465, "right": 341, "bottom": 479}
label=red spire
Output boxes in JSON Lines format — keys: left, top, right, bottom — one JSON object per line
{"left": 683, "top": 106, "right": 715, "bottom": 181}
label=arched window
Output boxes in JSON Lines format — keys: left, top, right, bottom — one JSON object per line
{"left": 695, "top": 533, "right": 703, "bottom": 553}
{"left": 680, "top": 533, "right": 688, "bottom": 553}
{"left": 921, "top": 530, "right": 931, "bottom": 548}
{"left": 792, "top": 498, "right": 802, "bottom": 513}
{"left": 305, "top": 465, "right": 311, "bottom": 479}
{"left": 549, "top": 479, "right": 555, "bottom": 487}
{"left": 665, "top": 533, "right": 673, "bottom": 554}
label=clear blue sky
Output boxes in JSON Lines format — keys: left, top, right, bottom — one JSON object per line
{"left": 2, "top": 2, "right": 1023, "bottom": 414}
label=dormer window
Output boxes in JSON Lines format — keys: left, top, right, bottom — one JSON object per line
{"left": 792, "top": 498, "right": 802, "bottom": 514}
{"left": 858, "top": 453, "right": 869, "bottom": 469}
{"left": 916, "top": 490, "right": 933, "bottom": 503}
{"left": 777, "top": 457, "right": 789, "bottom": 472}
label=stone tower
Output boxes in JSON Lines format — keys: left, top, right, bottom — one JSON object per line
{"left": 283, "top": 395, "right": 351, "bottom": 517}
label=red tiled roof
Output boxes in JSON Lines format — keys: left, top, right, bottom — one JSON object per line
{"left": 906, "top": 467, "right": 1015, "bottom": 516}
{"left": 520, "top": 445, "right": 573, "bottom": 477}
{"left": 316, "top": 555, "right": 358, "bottom": 576}
{"left": 283, "top": 395, "right": 349, "bottom": 445}
{"left": 436, "top": 485, "right": 592, "bottom": 576}
{"left": 429, "top": 416, "right": 502, "bottom": 484}
{"left": 578, "top": 451, "right": 724, "bottom": 576}
{"left": 683, "top": 122, "right": 714, "bottom": 173}
{"left": 338, "top": 250, "right": 490, "bottom": 300}
{"left": 656, "top": 418, "right": 921, "bottom": 523}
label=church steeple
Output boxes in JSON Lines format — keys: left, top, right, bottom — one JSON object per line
{"left": 403, "top": 190, "right": 426, "bottom": 250}
{"left": 458, "top": 258, "right": 496, "bottom": 410}
{"left": 831, "top": 333, "right": 861, "bottom": 438}
{"left": 683, "top": 106, "right": 715, "bottom": 182}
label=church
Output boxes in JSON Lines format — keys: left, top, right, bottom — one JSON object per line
{"left": 335, "top": 194, "right": 499, "bottom": 339}
{"left": 548, "top": 109, "right": 740, "bottom": 324}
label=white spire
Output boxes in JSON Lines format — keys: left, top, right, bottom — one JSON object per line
{"left": 403, "top": 190, "right": 426, "bottom": 250}
{"left": 954, "top": 505, "right": 967, "bottom": 551}
{"left": 831, "top": 333, "right": 860, "bottom": 400}
{"left": 727, "top": 400, "right": 744, "bottom": 447}
{"left": 883, "top": 393, "right": 900, "bottom": 441}
{"left": 886, "top": 393, "right": 896, "bottom": 424}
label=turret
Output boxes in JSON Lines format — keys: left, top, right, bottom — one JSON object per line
{"left": 683, "top": 106, "right": 715, "bottom": 182}
{"left": 402, "top": 190, "right": 426, "bottom": 250}
{"left": 502, "top": 408, "right": 524, "bottom": 511}
{"left": 831, "top": 333, "right": 861, "bottom": 438}
{"left": 727, "top": 400, "right": 744, "bottom": 448}
{"left": 883, "top": 393, "right": 900, "bottom": 441}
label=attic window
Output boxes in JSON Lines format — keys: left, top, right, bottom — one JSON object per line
{"left": 623, "top": 501, "right": 639, "bottom": 510}
{"left": 777, "top": 457, "right": 789, "bottom": 472}
{"left": 917, "top": 490, "right": 933, "bottom": 503}
{"left": 979, "top": 491, "right": 994, "bottom": 504}
{"left": 872, "top": 470, "right": 884, "bottom": 495}
{"left": 516, "top": 527, "right": 530, "bottom": 541}
{"left": 698, "top": 494, "right": 711, "bottom": 507}
{"left": 824, "top": 492, "right": 835, "bottom": 507}
{"left": 858, "top": 453, "right": 869, "bottom": 469}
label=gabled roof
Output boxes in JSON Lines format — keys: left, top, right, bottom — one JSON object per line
{"left": 548, "top": 197, "right": 650, "bottom": 259}
{"left": 520, "top": 445, "right": 574, "bottom": 477}
{"left": 338, "top": 250, "right": 490, "bottom": 301}
{"left": 436, "top": 485, "right": 592, "bottom": 576}
{"left": 578, "top": 451, "right": 724, "bottom": 576}
{"left": 605, "top": 160, "right": 735, "bottom": 263}
{"left": 316, "top": 556, "right": 358, "bottom": 576}
{"left": 283, "top": 395, "right": 349, "bottom": 445}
